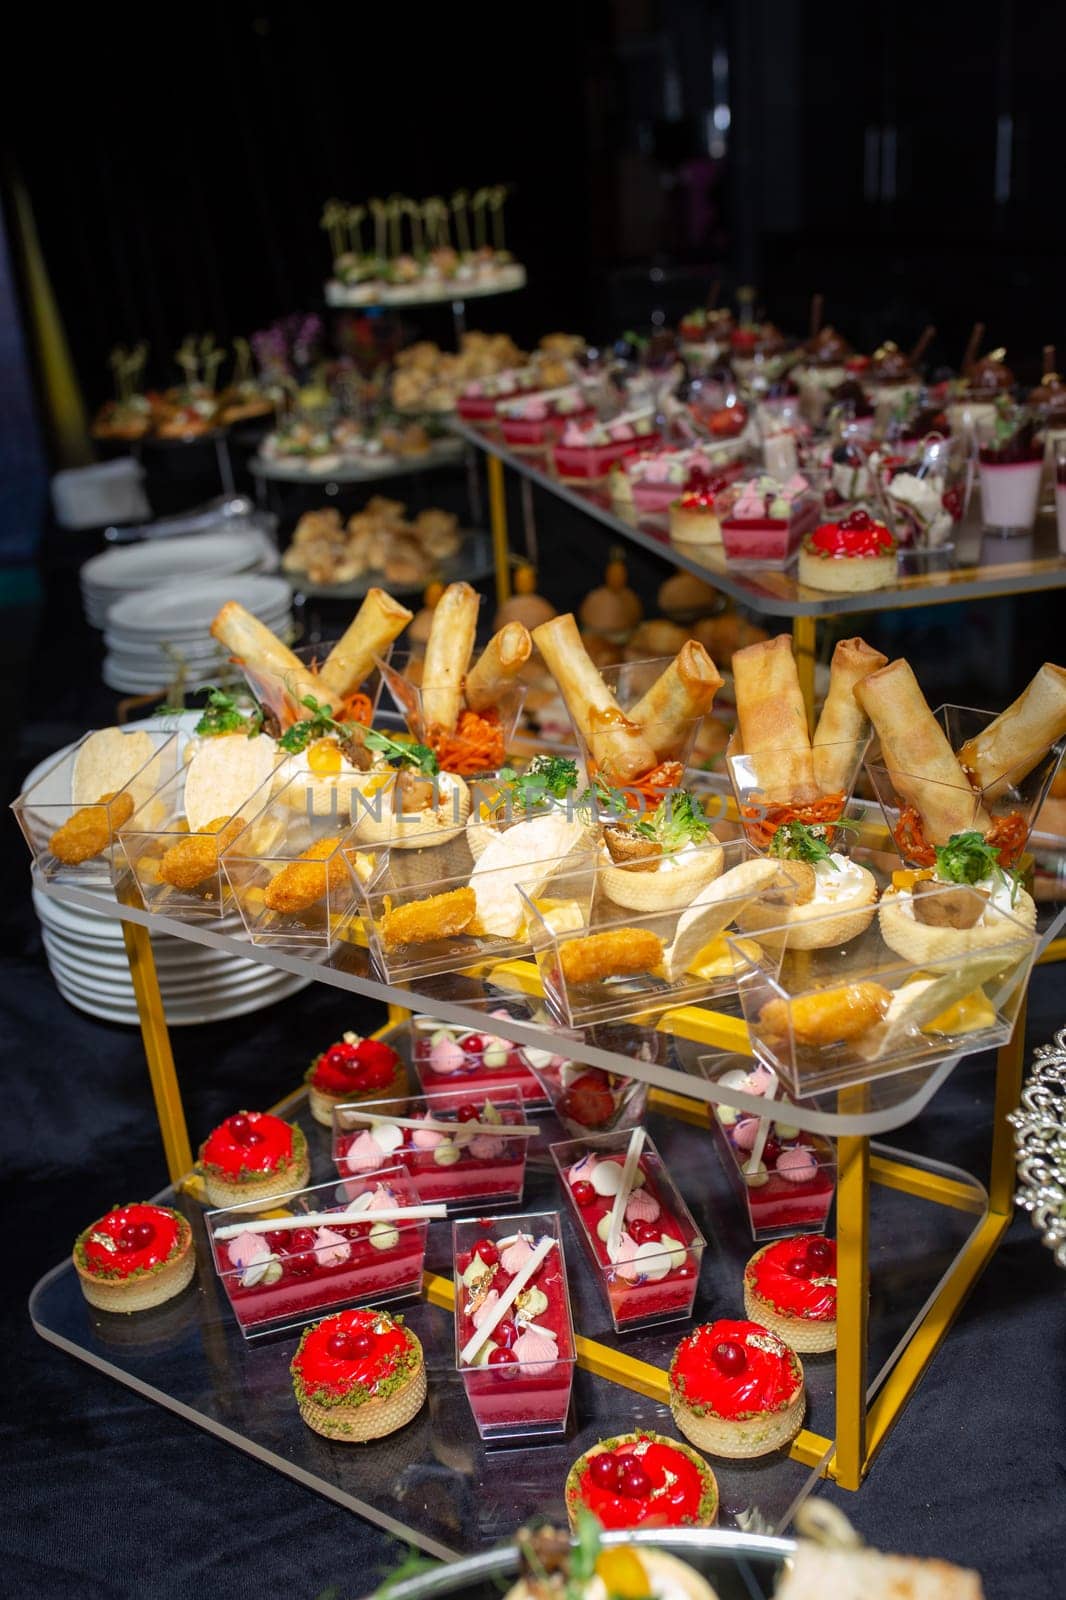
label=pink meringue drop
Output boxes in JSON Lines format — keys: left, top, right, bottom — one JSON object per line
{"left": 624, "top": 1188, "right": 661, "bottom": 1224}
{"left": 345, "top": 1130, "right": 386, "bottom": 1174}
{"left": 226, "top": 1230, "right": 271, "bottom": 1272}
{"left": 411, "top": 1122, "right": 446, "bottom": 1150}
{"left": 429, "top": 1036, "right": 466, "bottom": 1076}
{"left": 776, "top": 1146, "right": 819, "bottom": 1184}
{"left": 731, "top": 1116, "right": 763, "bottom": 1152}
{"left": 472, "top": 1289, "right": 501, "bottom": 1330}
{"left": 743, "top": 1065, "right": 775, "bottom": 1096}
{"left": 568, "top": 1153, "right": 598, "bottom": 1184}
{"left": 468, "top": 1134, "right": 506, "bottom": 1161}
{"left": 512, "top": 1328, "right": 559, "bottom": 1365}
{"left": 610, "top": 1232, "right": 644, "bottom": 1284}
{"left": 366, "top": 1185, "right": 400, "bottom": 1211}
{"left": 312, "top": 1226, "right": 351, "bottom": 1267}
{"left": 499, "top": 1234, "right": 535, "bottom": 1275}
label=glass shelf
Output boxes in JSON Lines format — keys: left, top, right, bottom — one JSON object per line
{"left": 452, "top": 418, "right": 1066, "bottom": 619}
{"left": 29, "top": 1061, "right": 988, "bottom": 1558}
{"left": 41, "top": 872, "right": 1062, "bottom": 1139}
{"left": 324, "top": 267, "right": 526, "bottom": 310}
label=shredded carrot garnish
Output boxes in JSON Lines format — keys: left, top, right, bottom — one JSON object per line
{"left": 585, "top": 758, "right": 686, "bottom": 808}
{"left": 892, "top": 804, "right": 936, "bottom": 866}
{"left": 338, "top": 690, "right": 373, "bottom": 728}
{"left": 428, "top": 709, "right": 506, "bottom": 776}
{"left": 741, "top": 790, "right": 847, "bottom": 851}
{"left": 986, "top": 810, "right": 1027, "bottom": 869}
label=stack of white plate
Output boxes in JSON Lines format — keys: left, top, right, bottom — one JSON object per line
{"left": 80, "top": 526, "right": 279, "bottom": 630}
{"left": 101, "top": 573, "right": 292, "bottom": 695}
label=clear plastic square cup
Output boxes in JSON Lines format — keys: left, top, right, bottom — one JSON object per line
{"left": 377, "top": 650, "right": 527, "bottom": 778}
{"left": 238, "top": 640, "right": 390, "bottom": 731}
{"left": 726, "top": 738, "right": 869, "bottom": 854}
{"left": 565, "top": 657, "right": 707, "bottom": 797}
{"left": 864, "top": 702, "right": 1064, "bottom": 868}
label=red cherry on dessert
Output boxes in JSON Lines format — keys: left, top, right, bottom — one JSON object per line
{"left": 942, "top": 486, "right": 963, "bottom": 520}
{"left": 713, "top": 1339, "right": 747, "bottom": 1375}
{"left": 131, "top": 1221, "right": 156, "bottom": 1248}
{"left": 291, "top": 1229, "right": 315, "bottom": 1252}
{"left": 289, "top": 1253, "right": 315, "bottom": 1277}
{"left": 456, "top": 1103, "right": 481, "bottom": 1123}
{"left": 266, "top": 1231, "right": 288, "bottom": 1250}
{"left": 807, "top": 1237, "right": 834, "bottom": 1269}
{"left": 786, "top": 1253, "right": 814, "bottom": 1279}
{"left": 461, "top": 1033, "right": 487, "bottom": 1055}
{"left": 326, "top": 1330, "right": 350, "bottom": 1358}
{"left": 571, "top": 1179, "right": 596, "bottom": 1207}
{"left": 676, "top": 1262, "right": 697, "bottom": 1279}
{"left": 630, "top": 1220, "right": 660, "bottom": 1245}
{"left": 474, "top": 1240, "right": 499, "bottom": 1267}
{"left": 619, "top": 1463, "right": 652, "bottom": 1499}
{"left": 118, "top": 1223, "right": 143, "bottom": 1251}
{"left": 589, "top": 1451, "right": 621, "bottom": 1489}
{"left": 455, "top": 1250, "right": 472, "bottom": 1274}
{"left": 488, "top": 1346, "right": 517, "bottom": 1366}
{"left": 762, "top": 1138, "right": 782, "bottom": 1166}
{"left": 348, "top": 1331, "right": 373, "bottom": 1358}
{"left": 228, "top": 1113, "right": 251, "bottom": 1141}
{"left": 495, "top": 1318, "right": 517, "bottom": 1346}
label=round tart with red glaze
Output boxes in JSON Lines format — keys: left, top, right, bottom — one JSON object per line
{"left": 291, "top": 1306, "right": 426, "bottom": 1441}
{"left": 200, "top": 1111, "right": 309, "bottom": 1207}
{"left": 798, "top": 508, "right": 897, "bottom": 594}
{"left": 668, "top": 1318, "right": 805, "bottom": 1459}
{"left": 564, "top": 1429, "right": 718, "bottom": 1531}
{"left": 744, "top": 1235, "right": 837, "bottom": 1353}
{"left": 669, "top": 485, "right": 726, "bottom": 548}
{"left": 305, "top": 1032, "right": 406, "bottom": 1127}
{"left": 73, "top": 1203, "right": 195, "bottom": 1314}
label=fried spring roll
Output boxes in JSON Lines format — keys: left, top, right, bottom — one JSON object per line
{"left": 532, "top": 613, "right": 658, "bottom": 783}
{"left": 733, "top": 634, "right": 816, "bottom": 802}
{"left": 957, "top": 663, "right": 1066, "bottom": 798}
{"left": 421, "top": 581, "right": 479, "bottom": 732}
{"left": 210, "top": 602, "right": 321, "bottom": 707}
{"left": 464, "top": 622, "right": 532, "bottom": 713}
{"left": 856, "top": 659, "right": 989, "bottom": 842}
{"left": 813, "top": 637, "right": 888, "bottom": 793}
{"left": 628, "top": 641, "right": 723, "bottom": 761}
{"left": 317, "top": 588, "right": 413, "bottom": 702}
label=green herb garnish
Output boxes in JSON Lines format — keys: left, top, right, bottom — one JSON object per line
{"left": 634, "top": 789, "right": 711, "bottom": 851}
{"left": 277, "top": 694, "right": 346, "bottom": 753}
{"left": 498, "top": 754, "right": 580, "bottom": 810}
{"left": 769, "top": 819, "right": 839, "bottom": 866}
{"left": 364, "top": 727, "right": 439, "bottom": 776}
{"left": 934, "top": 830, "right": 1020, "bottom": 903}
{"left": 194, "top": 687, "right": 262, "bottom": 738}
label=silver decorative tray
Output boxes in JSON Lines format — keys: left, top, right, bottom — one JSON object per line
{"left": 1011, "top": 1026, "right": 1066, "bottom": 1268}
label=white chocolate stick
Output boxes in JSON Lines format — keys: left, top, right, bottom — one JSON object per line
{"left": 460, "top": 1235, "right": 557, "bottom": 1364}
{"left": 337, "top": 1110, "right": 538, "bottom": 1137}
{"left": 212, "top": 1202, "right": 446, "bottom": 1240}
{"left": 606, "top": 1127, "right": 646, "bottom": 1261}
{"left": 743, "top": 1071, "right": 779, "bottom": 1176}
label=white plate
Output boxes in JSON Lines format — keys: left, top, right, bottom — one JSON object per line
{"left": 52, "top": 969, "right": 311, "bottom": 1027}
{"left": 41, "top": 929, "right": 261, "bottom": 976}
{"left": 105, "top": 575, "right": 291, "bottom": 636}
{"left": 104, "top": 614, "right": 289, "bottom": 654}
{"left": 44, "top": 948, "right": 287, "bottom": 1001}
{"left": 80, "top": 531, "right": 270, "bottom": 593}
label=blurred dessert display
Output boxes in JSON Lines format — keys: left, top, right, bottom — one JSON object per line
{"left": 281, "top": 498, "right": 463, "bottom": 589}
{"left": 391, "top": 331, "right": 581, "bottom": 416}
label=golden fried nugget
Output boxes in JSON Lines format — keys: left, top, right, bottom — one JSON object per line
{"left": 381, "top": 887, "right": 476, "bottom": 950}
{"left": 159, "top": 816, "right": 245, "bottom": 891}
{"left": 759, "top": 981, "right": 892, "bottom": 1047}
{"left": 49, "top": 790, "right": 134, "bottom": 865}
{"left": 264, "top": 836, "right": 348, "bottom": 914}
{"left": 558, "top": 928, "right": 665, "bottom": 987}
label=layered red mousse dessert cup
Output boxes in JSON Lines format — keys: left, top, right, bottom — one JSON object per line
{"left": 207, "top": 1167, "right": 431, "bottom": 1335}
{"left": 200, "top": 1111, "right": 310, "bottom": 1208}
{"left": 718, "top": 474, "right": 818, "bottom": 567}
{"left": 669, "top": 1317, "right": 806, "bottom": 1459}
{"left": 744, "top": 1234, "right": 837, "bottom": 1353}
{"left": 333, "top": 1084, "right": 529, "bottom": 1208}
{"left": 498, "top": 387, "right": 593, "bottom": 450}
{"left": 551, "top": 1131, "right": 704, "bottom": 1332}
{"left": 412, "top": 1014, "right": 547, "bottom": 1107}
{"left": 522, "top": 1050, "right": 649, "bottom": 1138}
{"left": 305, "top": 1032, "right": 406, "bottom": 1127}
{"left": 551, "top": 415, "right": 661, "bottom": 483}
{"left": 73, "top": 1203, "right": 195, "bottom": 1313}
{"left": 453, "top": 1210, "right": 575, "bottom": 1440}
{"left": 290, "top": 1306, "right": 426, "bottom": 1442}
{"left": 565, "top": 1430, "right": 719, "bottom": 1530}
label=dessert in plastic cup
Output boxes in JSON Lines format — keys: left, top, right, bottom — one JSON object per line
{"left": 978, "top": 413, "right": 1043, "bottom": 533}
{"left": 564, "top": 1430, "right": 719, "bottom": 1530}
{"left": 522, "top": 1050, "right": 649, "bottom": 1138}
{"left": 413, "top": 1014, "right": 547, "bottom": 1105}
{"left": 334, "top": 1086, "right": 529, "bottom": 1207}
{"left": 552, "top": 1134, "right": 704, "bottom": 1330}
{"left": 718, "top": 473, "right": 819, "bottom": 566}
{"left": 707, "top": 1061, "right": 836, "bottom": 1239}
{"left": 743, "top": 1234, "right": 837, "bottom": 1353}
{"left": 797, "top": 509, "right": 898, "bottom": 593}
{"left": 668, "top": 1317, "right": 805, "bottom": 1459}
{"left": 73, "top": 1203, "right": 195, "bottom": 1314}
{"left": 199, "top": 1112, "right": 310, "bottom": 1208}
{"left": 498, "top": 388, "right": 592, "bottom": 450}
{"left": 453, "top": 1212, "right": 575, "bottom": 1440}
{"left": 304, "top": 1032, "right": 406, "bottom": 1127}
{"left": 552, "top": 415, "right": 660, "bottom": 483}
{"left": 207, "top": 1168, "right": 429, "bottom": 1333}
{"left": 290, "top": 1306, "right": 426, "bottom": 1442}
{"left": 611, "top": 448, "right": 744, "bottom": 518}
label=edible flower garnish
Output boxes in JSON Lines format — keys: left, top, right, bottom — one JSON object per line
{"left": 935, "top": 830, "right": 1020, "bottom": 903}
{"left": 194, "top": 687, "right": 263, "bottom": 739}
{"left": 363, "top": 727, "right": 439, "bottom": 777}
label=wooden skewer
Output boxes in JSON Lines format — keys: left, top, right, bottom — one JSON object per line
{"left": 743, "top": 1070, "right": 779, "bottom": 1176}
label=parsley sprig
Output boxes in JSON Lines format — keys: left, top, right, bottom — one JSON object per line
{"left": 497, "top": 754, "right": 581, "bottom": 810}
{"left": 768, "top": 819, "right": 851, "bottom": 866}
{"left": 935, "top": 830, "right": 1020, "bottom": 904}
{"left": 633, "top": 789, "right": 711, "bottom": 851}
{"left": 364, "top": 727, "right": 439, "bottom": 777}
{"left": 277, "top": 695, "right": 347, "bottom": 753}
{"left": 194, "top": 687, "right": 263, "bottom": 739}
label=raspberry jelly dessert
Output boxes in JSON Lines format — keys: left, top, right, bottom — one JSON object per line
{"left": 552, "top": 1136, "right": 704, "bottom": 1331}
{"left": 744, "top": 1233, "right": 837, "bottom": 1353}
{"left": 413, "top": 1015, "right": 547, "bottom": 1106}
{"left": 334, "top": 1088, "right": 528, "bottom": 1207}
{"left": 208, "top": 1169, "right": 429, "bottom": 1334}
{"left": 199, "top": 1110, "right": 310, "bottom": 1208}
{"left": 709, "top": 1066, "right": 836, "bottom": 1240}
{"left": 498, "top": 388, "right": 592, "bottom": 450}
{"left": 453, "top": 1213, "right": 575, "bottom": 1439}
{"left": 291, "top": 1306, "right": 426, "bottom": 1442}
{"left": 718, "top": 474, "right": 819, "bottom": 566}
{"left": 521, "top": 1052, "right": 648, "bottom": 1137}
{"left": 669, "top": 1317, "right": 805, "bottom": 1459}
{"left": 552, "top": 416, "right": 660, "bottom": 483}
{"left": 305, "top": 1032, "right": 406, "bottom": 1127}
{"left": 565, "top": 1430, "right": 719, "bottom": 1530}
{"left": 73, "top": 1202, "right": 195, "bottom": 1314}
{"left": 978, "top": 418, "right": 1043, "bottom": 533}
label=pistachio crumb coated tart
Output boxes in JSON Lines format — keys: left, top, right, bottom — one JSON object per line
{"left": 565, "top": 1429, "right": 718, "bottom": 1530}
{"left": 305, "top": 1032, "right": 406, "bottom": 1126}
{"left": 669, "top": 1318, "right": 805, "bottom": 1459}
{"left": 743, "top": 1235, "right": 837, "bottom": 1353}
{"left": 291, "top": 1306, "right": 426, "bottom": 1441}
{"left": 200, "top": 1111, "right": 309, "bottom": 1206}
{"left": 73, "top": 1203, "right": 195, "bottom": 1313}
